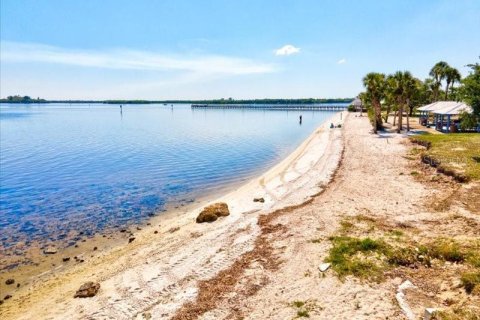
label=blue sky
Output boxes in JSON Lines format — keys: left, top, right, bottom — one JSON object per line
{"left": 1, "top": 0, "right": 479, "bottom": 100}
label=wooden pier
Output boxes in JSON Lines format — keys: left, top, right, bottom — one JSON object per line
{"left": 191, "top": 104, "right": 348, "bottom": 111}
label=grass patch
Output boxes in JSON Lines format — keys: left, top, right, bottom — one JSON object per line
{"left": 309, "top": 238, "right": 321, "bottom": 244}
{"left": 296, "top": 310, "right": 310, "bottom": 318}
{"left": 434, "top": 308, "right": 480, "bottom": 320}
{"left": 410, "top": 133, "right": 480, "bottom": 181}
{"left": 460, "top": 272, "right": 480, "bottom": 294}
{"left": 429, "top": 239, "right": 465, "bottom": 263}
{"left": 292, "top": 301, "right": 305, "bottom": 308}
{"left": 325, "top": 236, "right": 389, "bottom": 280}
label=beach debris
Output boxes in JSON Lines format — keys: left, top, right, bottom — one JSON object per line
{"left": 154, "top": 230, "right": 158, "bottom": 234}
{"left": 253, "top": 197, "right": 265, "bottom": 203}
{"left": 17, "top": 283, "right": 20, "bottom": 288}
{"left": 43, "top": 246, "right": 58, "bottom": 254}
{"left": 196, "top": 202, "right": 230, "bottom": 223}
{"left": 5, "top": 279, "right": 15, "bottom": 285}
{"left": 424, "top": 308, "right": 439, "bottom": 320}
{"left": 4, "top": 294, "right": 12, "bottom": 300}
{"left": 142, "top": 312, "right": 152, "bottom": 319}
{"left": 74, "top": 281, "right": 100, "bottom": 298}
{"left": 169, "top": 226, "right": 180, "bottom": 233}
{"left": 396, "top": 280, "right": 416, "bottom": 320}
{"left": 62, "top": 257, "right": 71, "bottom": 262}
{"left": 318, "top": 263, "right": 331, "bottom": 272}
{"left": 93, "top": 246, "right": 98, "bottom": 251}
{"left": 128, "top": 237, "right": 136, "bottom": 243}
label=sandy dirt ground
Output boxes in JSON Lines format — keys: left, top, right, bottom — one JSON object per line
{"left": 1, "top": 113, "right": 478, "bottom": 320}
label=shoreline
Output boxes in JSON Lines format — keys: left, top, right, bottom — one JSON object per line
{"left": 0, "top": 112, "right": 345, "bottom": 319}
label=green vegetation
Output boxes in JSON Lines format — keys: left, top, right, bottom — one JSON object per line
{"left": 460, "top": 272, "right": 480, "bottom": 294}
{"left": 411, "top": 133, "right": 480, "bottom": 181}
{"left": 1, "top": 95, "right": 46, "bottom": 103}
{"left": 325, "top": 236, "right": 389, "bottom": 281}
{"left": 296, "top": 310, "right": 310, "bottom": 318}
{"left": 434, "top": 308, "right": 480, "bottom": 320}
{"left": 358, "top": 58, "right": 480, "bottom": 133}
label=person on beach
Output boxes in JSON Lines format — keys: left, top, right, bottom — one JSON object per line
{"left": 299, "top": 115, "right": 303, "bottom": 125}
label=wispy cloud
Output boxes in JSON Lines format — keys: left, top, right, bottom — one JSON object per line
{"left": 1, "top": 41, "right": 276, "bottom": 76}
{"left": 274, "top": 45, "right": 300, "bottom": 56}
{"left": 337, "top": 58, "right": 347, "bottom": 64}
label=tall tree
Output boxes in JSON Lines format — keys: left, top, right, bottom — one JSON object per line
{"left": 444, "top": 66, "right": 461, "bottom": 100}
{"left": 429, "top": 61, "right": 449, "bottom": 101}
{"left": 390, "top": 71, "right": 416, "bottom": 133}
{"left": 459, "top": 59, "right": 480, "bottom": 121}
{"left": 362, "top": 72, "right": 386, "bottom": 133}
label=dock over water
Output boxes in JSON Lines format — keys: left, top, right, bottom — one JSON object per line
{"left": 191, "top": 104, "right": 348, "bottom": 111}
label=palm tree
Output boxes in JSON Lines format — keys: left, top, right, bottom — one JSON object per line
{"left": 362, "top": 72, "right": 386, "bottom": 133}
{"left": 390, "top": 71, "right": 416, "bottom": 133}
{"left": 384, "top": 76, "right": 398, "bottom": 123}
{"left": 444, "top": 67, "right": 461, "bottom": 100}
{"left": 429, "top": 61, "right": 449, "bottom": 101}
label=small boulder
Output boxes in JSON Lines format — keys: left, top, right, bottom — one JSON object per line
{"left": 74, "top": 282, "right": 100, "bottom": 298}
{"left": 5, "top": 279, "right": 14, "bottom": 285}
{"left": 62, "top": 257, "right": 71, "bottom": 262}
{"left": 196, "top": 203, "right": 230, "bottom": 223}
{"left": 318, "top": 263, "right": 331, "bottom": 272}
{"left": 128, "top": 237, "right": 135, "bottom": 243}
{"left": 253, "top": 197, "right": 265, "bottom": 203}
{"left": 4, "top": 294, "right": 12, "bottom": 300}
{"left": 43, "top": 246, "right": 57, "bottom": 254}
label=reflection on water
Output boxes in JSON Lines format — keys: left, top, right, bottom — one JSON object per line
{"left": 0, "top": 103, "right": 338, "bottom": 259}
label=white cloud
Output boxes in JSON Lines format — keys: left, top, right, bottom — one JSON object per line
{"left": 1, "top": 41, "right": 276, "bottom": 76}
{"left": 274, "top": 44, "right": 300, "bottom": 56}
{"left": 337, "top": 58, "right": 347, "bottom": 64}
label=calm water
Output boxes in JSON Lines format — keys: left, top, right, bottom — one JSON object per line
{"left": 0, "top": 103, "right": 337, "bottom": 253}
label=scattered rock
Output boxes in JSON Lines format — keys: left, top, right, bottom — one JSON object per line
{"left": 43, "top": 246, "right": 57, "bottom": 254}
{"left": 0, "top": 300, "right": 3, "bottom": 305}
{"left": 73, "top": 282, "right": 100, "bottom": 298}
{"left": 196, "top": 202, "right": 230, "bottom": 223}
{"left": 318, "top": 263, "right": 331, "bottom": 272}
{"left": 16, "top": 283, "right": 20, "bottom": 288}
{"left": 4, "top": 294, "right": 12, "bottom": 300}
{"left": 93, "top": 247, "right": 98, "bottom": 251}
{"left": 128, "top": 237, "right": 135, "bottom": 243}
{"left": 143, "top": 312, "right": 152, "bottom": 319}
{"left": 424, "top": 308, "right": 439, "bottom": 320}
{"left": 253, "top": 197, "right": 265, "bottom": 203}
{"left": 154, "top": 230, "right": 158, "bottom": 234}
{"left": 5, "top": 279, "right": 15, "bottom": 285}
{"left": 169, "top": 227, "right": 180, "bottom": 233}
{"left": 136, "top": 227, "right": 142, "bottom": 231}
{"left": 62, "top": 257, "right": 71, "bottom": 262}
{"left": 120, "top": 229, "right": 127, "bottom": 233}
{"left": 147, "top": 223, "right": 151, "bottom": 226}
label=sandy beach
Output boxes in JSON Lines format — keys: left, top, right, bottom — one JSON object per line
{"left": 2, "top": 112, "right": 479, "bottom": 319}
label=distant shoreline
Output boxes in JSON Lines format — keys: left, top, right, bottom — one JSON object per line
{"left": 0, "top": 98, "right": 354, "bottom": 105}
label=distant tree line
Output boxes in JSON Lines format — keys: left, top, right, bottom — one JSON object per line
{"left": 357, "top": 58, "right": 480, "bottom": 133}
{"left": 1, "top": 97, "right": 354, "bottom": 105}
{"left": 1, "top": 95, "right": 46, "bottom": 103}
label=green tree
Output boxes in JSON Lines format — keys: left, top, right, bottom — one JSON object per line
{"left": 390, "top": 71, "right": 416, "bottom": 133}
{"left": 459, "top": 59, "right": 480, "bottom": 120}
{"left": 444, "top": 66, "right": 461, "bottom": 100}
{"left": 362, "top": 72, "right": 386, "bottom": 133}
{"left": 429, "top": 61, "right": 449, "bottom": 101}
